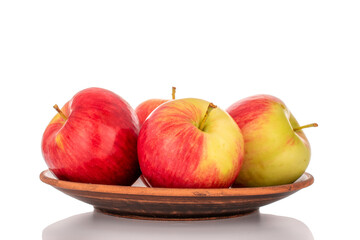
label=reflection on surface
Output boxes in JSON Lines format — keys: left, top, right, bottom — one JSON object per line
{"left": 43, "top": 210, "right": 313, "bottom": 240}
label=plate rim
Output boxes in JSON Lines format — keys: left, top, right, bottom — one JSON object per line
{"left": 40, "top": 169, "right": 314, "bottom": 197}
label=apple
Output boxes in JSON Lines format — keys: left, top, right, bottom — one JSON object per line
{"left": 41, "top": 87, "right": 141, "bottom": 185}
{"left": 135, "top": 87, "right": 176, "bottom": 127}
{"left": 227, "top": 94, "right": 317, "bottom": 187}
{"left": 137, "top": 98, "right": 244, "bottom": 188}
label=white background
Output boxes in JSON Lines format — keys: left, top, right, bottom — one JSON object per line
{"left": 1, "top": 0, "right": 359, "bottom": 239}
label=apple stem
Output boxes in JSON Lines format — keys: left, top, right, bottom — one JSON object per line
{"left": 172, "top": 87, "right": 176, "bottom": 100}
{"left": 293, "top": 123, "right": 318, "bottom": 132}
{"left": 53, "top": 104, "right": 68, "bottom": 121}
{"left": 199, "top": 103, "right": 217, "bottom": 131}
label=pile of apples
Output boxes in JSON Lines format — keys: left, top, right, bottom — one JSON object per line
{"left": 41, "top": 87, "right": 317, "bottom": 188}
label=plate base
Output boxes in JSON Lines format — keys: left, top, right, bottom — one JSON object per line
{"left": 94, "top": 207, "right": 259, "bottom": 221}
{"left": 40, "top": 170, "right": 314, "bottom": 222}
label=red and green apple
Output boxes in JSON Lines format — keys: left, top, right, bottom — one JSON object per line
{"left": 41, "top": 87, "right": 140, "bottom": 185}
{"left": 138, "top": 98, "right": 244, "bottom": 188}
{"left": 227, "top": 94, "right": 317, "bottom": 187}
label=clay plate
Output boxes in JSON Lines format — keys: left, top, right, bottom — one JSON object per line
{"left": 40, "top": 170, "right": 313, "bottom": 221}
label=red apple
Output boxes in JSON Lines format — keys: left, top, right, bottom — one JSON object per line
{"left": 138, "top": 98, "right": 244, "bottom": 188}
{"left": 227, "top": 94, "right": 317, "bottom": 187}
{"left": 135, "top": 87, "right": 176, "bottom": 127}
{"left": 41, "top": 87, "right": 140, "bottom": 185}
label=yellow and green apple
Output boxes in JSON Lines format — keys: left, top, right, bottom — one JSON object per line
{"left": 41, "top": 87, "right": 141, "bottom": 185}
{"left": 138, "top": 98, "right": 245, "bottom": 188}
{"left": 227, "top": 94, "right": 317, "bottom": 187}
{"left": 135, "top": 87, "right": 176, "bottom": 127}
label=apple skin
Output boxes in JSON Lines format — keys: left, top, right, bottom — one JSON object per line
{"left": 138, "top": 98, "right": 244, "bottom": 188}
{"left": 227, "top": 94, "right": 311, "bottom": 187}
{"left": 41, "top": 87, "right": 141, "bottom": 185}
{"left": 135, "top": 99, "right": 169, "bottom": 127}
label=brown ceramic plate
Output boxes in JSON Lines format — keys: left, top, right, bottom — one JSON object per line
{"left": 40, "top": 170, "right": 313, "bottom": 221}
